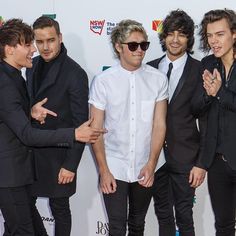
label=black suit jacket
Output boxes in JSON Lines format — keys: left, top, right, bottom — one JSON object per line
{"left": 191, "top": 55, "right": 236, "bottom": 170}
{"left": 148, "top": 55, "right": 205, "bottom": 171}
{"left": 0, "top": 61, "right": 74, "bottom": 188}
{"left": 26, "top": 44, "right": 88, "bottom": 197}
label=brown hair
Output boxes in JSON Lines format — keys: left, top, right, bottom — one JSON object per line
{"left": 0, "top": 18, "right": 34, "bottom": 60}
{"left": 33, "top": 16, "right": 60, "bottom": 35}
{"left": 199, "top": 9, "right": 236, "bottom": 54}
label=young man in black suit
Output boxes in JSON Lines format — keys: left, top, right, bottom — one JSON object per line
{"left": 147, "top": 10, "right": 206, "bottom": 236}
{"left": 0, "top": 19, "right": 105, "bottom": 236}
{"left": 26, "top": 16, "right": 89, "bottom": 236}
{"left": 193, "top": 9, "right": 236, "bottom": 236}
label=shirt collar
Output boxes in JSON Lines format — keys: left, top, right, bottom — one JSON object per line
{"left": 118, "top": 63, "right": 144, "bottom": 74}
{"left": 165, "top": 52, "right": 188, "bottom": 70}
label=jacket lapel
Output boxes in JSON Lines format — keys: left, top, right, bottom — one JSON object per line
{"left": 170, "top": 56, "right": 191, "bottom": 104}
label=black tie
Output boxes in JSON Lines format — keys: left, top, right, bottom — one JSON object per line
{"left": 166, "top": 62, "right": 173, "bottom": 80}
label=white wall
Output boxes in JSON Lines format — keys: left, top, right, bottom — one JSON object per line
{"left": 1, "top": 1, "right": 236, "bottom": 235}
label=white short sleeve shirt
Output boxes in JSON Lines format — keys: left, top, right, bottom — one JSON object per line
{"left": 89, "top": 63, "right": 168, "bottom": 182}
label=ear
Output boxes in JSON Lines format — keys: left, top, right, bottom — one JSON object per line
{"left": 233, "top": 31, "right": 236, "bottom": 41}
{"left": 59, "top": 33, "right": 63, "bottom": 43}
{"left": 5, "top": 45, "right": 14, "bottom": 57}
{"left": 115, "top": 42, "right": 122, "bottom": 54}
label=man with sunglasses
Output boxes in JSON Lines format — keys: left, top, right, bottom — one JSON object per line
{"left": 89, "top": 19, "right": 168, "bottom": 235}
{"left": 148, "top": 10, "right": 206, "bottom": 236}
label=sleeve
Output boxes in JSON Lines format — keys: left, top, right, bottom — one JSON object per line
{"left": 215, "top": 82, "right": 236, "bottom": 113}
{"left": 190, "top": 63, "right": 213, "bottom": 117}
{"left": 88, "top": 75, "right": 107, "bottom": 111}
{"left": 0, "top": 79, "right": 74, "bottom": 147}
{"left": 61, "top": 67, "right": 89, "bottom": 172}
{"left": 156, "top": 73, "right": 168, "bottom": 102}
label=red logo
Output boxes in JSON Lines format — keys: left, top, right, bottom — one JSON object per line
{"left": 90, "top": 20, "right": 105, "bottom": 35}
{"left": 152, "top": 20, "right": 163, "bottom": 33}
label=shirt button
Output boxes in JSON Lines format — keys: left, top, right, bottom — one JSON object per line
{"left": 217, "top": 97, "right": 220, "bottom": 100}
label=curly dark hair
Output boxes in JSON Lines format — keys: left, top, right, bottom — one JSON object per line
{"left": 199, "top": 9, "right": 236, "bottom": 54}
{"left": 0, "top": 18, "right": 34, "bottom": 60}
{"left": 159, "top": 9, "right": 195, "bottom": 54}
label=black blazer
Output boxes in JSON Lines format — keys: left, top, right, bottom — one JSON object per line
{"left": 148, "top": 55, "right": 205, "bottom": 171}
{"left": 26, "top": 44, "right": 88, "bottom": 197}
{"left": 0, "top": 62, "right": 74, "bottom": 188}
{"left": 191, "top": 55, "right": 236, "bottom": 170}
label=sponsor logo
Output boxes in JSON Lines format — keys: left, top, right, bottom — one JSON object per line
{"left": 90, "top": 20, "right": 105, "bottom": 35}
{"left": 96, "top": 221, "right": 109, "bottom": 235}
{"left": 41, "top": 216, "right": 55, "bottom": 225}
{"left": 0, "top": 16, "right": 5, "bottom": 27}
{"left": 42, "top": 14, "right": 56, "bottom": 19}
{"left": 106, "top": 21, "right": 118, "bottom": 35}
{"left": 90, "top": 20, "right": 118, "bottom": 35}
{"left": 152, "top": 20, "right": 163, "bottom": 33}
{"left": 102, "top": 66, "right": 110, "bottom": 71}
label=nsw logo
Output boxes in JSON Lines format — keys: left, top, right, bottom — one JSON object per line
{"left": 90, "top": 20, "right": 105, "bottom": 35}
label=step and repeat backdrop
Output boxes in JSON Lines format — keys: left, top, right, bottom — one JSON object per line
{"left": 0, "top": 0, "right": 235, "bottom": 235}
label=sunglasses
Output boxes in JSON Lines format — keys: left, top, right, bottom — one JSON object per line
{"left": 121, "top": 41, "right": 150, "bottom": 52}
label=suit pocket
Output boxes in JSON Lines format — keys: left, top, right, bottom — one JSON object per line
{"left": 141, "top": 101, "right": 155, "bottom": 122}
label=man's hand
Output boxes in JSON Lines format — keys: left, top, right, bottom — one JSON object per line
{"left": 189, "top": 166, "right": 206, "bottom": 188}
{"left": 75, "top": 118, "right": 107, "bottom": 143}
{"left": 138, "top": 162, "right": 155, "bottom": 188}
{"left": 203, "top": 69, "right": 222, "bottom": 97}
{"left": 58, "top": 168, "right": 75, "bottom": 184}
{"left": 31, "top": 98, "right": 57, "bottom": 124}
{"left": 100, "top": 170, "right": 117, "bottom": 194}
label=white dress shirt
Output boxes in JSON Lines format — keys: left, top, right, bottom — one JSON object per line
{"left": 159, "top": 53, "right": 187, "bottom": 101}
{"left": 89, "top": 63, "right": 168, "bottom": 182}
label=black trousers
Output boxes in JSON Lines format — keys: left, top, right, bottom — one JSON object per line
{"left": 31, "top": 197, "right": 71, "bottom": 236}
{"left": 152, "top": 164, "right": 176, "bottom": 236}
{"left": 169, "top": 168, "right": 195, "bottom": 236}
{"left": 153, "top": 164, "right": 195, "bottom": 236}
{"left": 208, "top": 156, "right": 236, "bottom": 236}
{"left": 103, "top": 180, "right": 152, "bottom": 236}
{"left": 0, "top": 186, "right": 35, "bottom": 236}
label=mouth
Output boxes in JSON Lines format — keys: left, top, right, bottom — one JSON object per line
{"left": 27, "top": 56, "right": 33, "bottom": 62}
{"left": 170, "top": 44, "right": 181, "bottom": 49}
{"left": 212, "top": 46, "right": 221, "bottom": 53}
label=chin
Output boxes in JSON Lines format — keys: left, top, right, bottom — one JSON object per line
{"left": 25, "top": 63, "right": 33, "bottom": 68}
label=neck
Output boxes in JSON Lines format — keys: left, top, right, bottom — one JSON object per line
{"left": 3, "top": 58, "right": 21, "bottom": 70}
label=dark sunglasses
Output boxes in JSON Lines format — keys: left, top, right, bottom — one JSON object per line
{"left": 121, "top": 41, "right": 150, "bottom": 52}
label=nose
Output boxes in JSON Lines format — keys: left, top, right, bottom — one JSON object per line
{"left": 43, "top": 42, "right": 49, "bottom": 50}
{"left": 173, "top": 33, "right": 179, "bottom": 42}
{"left": 210, "top": 35, "right": 218, "bottom": 44}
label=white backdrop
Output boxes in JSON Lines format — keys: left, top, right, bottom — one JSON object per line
{"left": 0, "top": 1, "right": 235, "bottom": 235}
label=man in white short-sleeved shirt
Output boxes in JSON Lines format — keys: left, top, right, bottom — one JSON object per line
{"left": 89, "top": 19, "right": 168, "bottom": 235}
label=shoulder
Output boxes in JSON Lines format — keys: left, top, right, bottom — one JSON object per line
{"left": 187, "top": 55, "right": 201, "bottom": 67}
{"left": 142, "top": 64, "right": 166, "bottom": 79}
{"left": 201, "top": 54, "right": 217, "bottom": 69}
{"left": 93, "top": 64, "right": 119, "bottom": 81}
{"left": 64, "top": 56, "right": 88, "bottom": 80}
{"left": 147, "top": 56, "right": 164, "bottom": 69}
